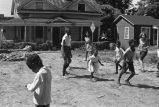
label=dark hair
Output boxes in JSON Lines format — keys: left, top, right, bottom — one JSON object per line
{"left": 129, "top": 39, "right": 134, "bottom": 46}
{"left": 129, "top": 39, "right": 135, "bottom": 52}
{"left": 65, "top": 28, "right": 71, "bottom": 35}
{"left": 26, "top": 54, "right": 43, "bottom": 70}
{"left": 116, "top": 40, "right": 121, "bottom": 47}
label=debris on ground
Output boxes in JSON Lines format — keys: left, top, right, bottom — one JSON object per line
{"left": 0, "top": 45, "right": 33, "bottom": 61}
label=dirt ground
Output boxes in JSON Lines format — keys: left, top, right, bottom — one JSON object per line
{"left": 1, "top": 50, "right": 159, "bottom": 107}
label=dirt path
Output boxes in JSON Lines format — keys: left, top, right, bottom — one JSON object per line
{"left": 0, "top": 51, "right": 159, "bottom": 107}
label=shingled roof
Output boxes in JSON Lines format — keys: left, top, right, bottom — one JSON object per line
{"left": 11, "top": 0, "right": 102, "bottom": 14}
{"left": 114, "top": 14, "right": 156, "bottom": 26}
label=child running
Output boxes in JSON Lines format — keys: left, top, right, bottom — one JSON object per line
{"left": 118, "top": 39, "right": 136, "bottom": 86}
{"left": 114, "top": 41, "right": 124, "bottom": 74}
{"left": 87, "top": 49, "right": 104, "bottom": 81}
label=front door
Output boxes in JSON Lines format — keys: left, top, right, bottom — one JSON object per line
{"left": 53, "top": 27, "right": 61, "bottom": 46}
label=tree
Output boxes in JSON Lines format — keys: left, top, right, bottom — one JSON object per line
{"left": 135, "top": 0, "right": 159, "bottom": 18}
{"left": 96, "top": 0, "right": 132, "bottom": 13}
{"left": 146, "top": 3, "right": 159, "bottom": 18}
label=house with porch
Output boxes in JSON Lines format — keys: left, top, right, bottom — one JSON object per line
{"left": 114, "top": 14, "right": 159, "bottom": 49}
{"left": 0, "top": 0, "right": 102, "bottom": 47}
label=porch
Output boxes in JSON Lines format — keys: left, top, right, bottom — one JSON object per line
{"left": 0, "top": 18, "right": 102, "bottom": 46}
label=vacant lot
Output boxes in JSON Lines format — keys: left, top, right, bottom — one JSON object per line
{"left": 0, "top": 50, "right": 159, "bottom": 107}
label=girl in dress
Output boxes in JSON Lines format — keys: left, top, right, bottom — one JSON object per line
{"left": 87, "top": 49, "right": 104, "bottom": 80}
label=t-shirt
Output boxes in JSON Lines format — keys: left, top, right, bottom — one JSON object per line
{"left": 85, "top": 37, "right": 90, "bottom": 43}
{"left": 27, "top": 66, "right": 52, "bottom": 105}
{"left": 124, "top": 47, "right": 135, "bottom": 62}
{"left": 115, "top": 47, "right": 124, "bottom": 61}
{"left": 61, "top": 33, "right": 71, "bottom": 47}
{"left": 138, "top": 38, "right": 148, "bottom": 51}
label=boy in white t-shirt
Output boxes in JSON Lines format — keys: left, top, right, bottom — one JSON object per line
{"left": 114, "top": 41, "right": 124, "bottom": 74}
{"left": 118, "top": 39, "right": 136, "bottom": 86}
{"left": 25, "top": 54, "right": 52, "bottom": 107}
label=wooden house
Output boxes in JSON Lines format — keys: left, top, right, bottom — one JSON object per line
{"left": 0, "top": 0, "right": 102, "bottom": 46}
{"left": 114, "top": 14, "right": 159, "bottom": 49}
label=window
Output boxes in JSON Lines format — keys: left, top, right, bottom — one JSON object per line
{"left": 36, "top": 2, "right": 43, "bottom": 10}
{"left": 78, "top": 3, "right": 85, "bottom": 12}
{"left": 124, "top": 27, "right": 129, "bottom": 39}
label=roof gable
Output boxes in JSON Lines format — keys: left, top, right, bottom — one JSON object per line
{"left": 12, "top": 0, "right": 102, "bottom": 13}
{"left": 20, "top": 0, "right": 58, "bottom": 10}
{"left": 114, "top": 14, "right": 156, "bottom": 26}
{"left": 47, "top": 17, "right": 70, "bottom": 23}
{"left": 64, "top": 0, "right": 102, "bottom": 13}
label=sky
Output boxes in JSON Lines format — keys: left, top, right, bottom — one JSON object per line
{"left": 0, "top": 0, "right": 140, "bottom": 16}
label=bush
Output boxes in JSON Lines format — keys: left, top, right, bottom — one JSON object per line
{"left": 46, "top": 40, "right": 53, "bottom": 50}
{"left": 71, "top": 41, "right": 85, "bottom": 50}
{"left": 38, "top": 43, "right": 49, "bottom": 51}
{"left": 16, "top": 42, "right": 38, "bottom": 51}
{"left": 71, "top": 41, "right": 110, "bottom": 50}
{"left": 93, "top": 41, "right": 110, "bottom": 50}
{"left": 1, "top": 40, "right": 15, "bottom": 49}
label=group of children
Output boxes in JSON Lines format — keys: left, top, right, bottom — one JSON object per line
{"left": 86, "top": 39, "right": 137, "bottom": 86}
{"left": 23, "top": 30, "right": 150, "bottom": 106}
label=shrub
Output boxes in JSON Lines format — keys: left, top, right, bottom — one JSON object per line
{"left": 93, "top": 41, "right": 110, "bottom": 50}
{"left": 46, "top": 40, "right": 53, "bottom": 50}
{"left": 38, "top": 43, "right": 49, "bottom": 51}
{"left": 71, "top": 41, "right": 85, "bottom": 50}
{"left": 17, "top": 42, "right": 38, "bottom": 51}
{"left": 71, "top": 41, "right": 110, "bottom": 50}
{"left": 1, "top": 40, "right": 15, "bottom": 49}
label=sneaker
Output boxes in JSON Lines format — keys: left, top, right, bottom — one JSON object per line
{"left": 125, "top": 80, "right": 131, "bottom": 86}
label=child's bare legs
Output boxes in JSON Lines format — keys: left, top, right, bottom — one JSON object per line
{"left": 139, "top": 58, "right": 144, "bottom": 71}
{"left": 63, "top": 57, "right": 71, "bottom": 76}
{"left": 91, "top": 72, "right": 94, "bottom": 78}
{"left": 125, "top": 62, "right": 135, "bottom": 85}
{"left": 157, "top": 62, "right": 159, "bottom": 77}
{"left": 85, "top": 51, "right": 88, "bottom": 61}
{"left": 139, "top": 51, "right": 147, "bottom": 72}
{"left": 118, "top": 61, "right": 128, "bottom": 85}
{"left": 115, "top": 60, "right": 122, "bottom": 74}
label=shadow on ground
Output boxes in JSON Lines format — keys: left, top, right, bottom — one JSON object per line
{"left": 69, "top": 74, "right": 114, "bottom": 82}
{"left": 131, "top": 84, "right": 159, "bottom": 90}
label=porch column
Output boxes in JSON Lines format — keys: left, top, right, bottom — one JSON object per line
{"left": 24, "top": 26, "right": 27, "bottom": 42}
{"left": 16, "top": 26, "right": 18, "bottom": 39}
{"left": 29, "top": 26, "right": 32, "bottom": 42}
{"left": 33, "top": 26, "right": 36, "bottom": 41}
{"left": 157, "top": 27, "right": 159, "bottom": 47}
{"left": 43, "top": 26, "right": 45, "bottom": 42}
{"left": 0, "top": 26, "right": 3, "bottom": 48}
{"left": 51, "top": 27, "right": 53, "bottom": 43}
{"left": 81, "top": 26, "right": 83, "bottom": 41}
{"left": 98, "top": 26, "right": 100, "bottom": 42}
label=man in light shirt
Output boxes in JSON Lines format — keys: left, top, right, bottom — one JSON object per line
{"left": 61, "top": 28, "right": 72, "bottom": 77}
{"left": 25, "top": 54, "right": 52, "bottom": 107}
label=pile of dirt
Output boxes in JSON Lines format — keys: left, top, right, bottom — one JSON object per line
{"left": 0, "top": 51, "right": 26, "bottom": 61}
{"left": 0, "top": 45, "right": 33, "bottom": 61}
